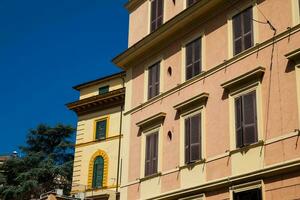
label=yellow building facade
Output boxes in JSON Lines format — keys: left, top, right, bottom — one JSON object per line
{"left": 67, "top": 72, "right": 125, "bottom": 200}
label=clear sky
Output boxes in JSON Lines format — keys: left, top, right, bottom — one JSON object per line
{"left": 0, "top": 0, "right": 128, "bottom": 154}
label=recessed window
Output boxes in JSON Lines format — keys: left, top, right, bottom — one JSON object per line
{"left": 186, "top": 0, "right": 198, "bottom": 7}
{"left": 99, "top": 86, "right": 109, "bottom": 95}
{"left": 92, "top": 156, "right": 104, "bottom": 189}
{"left": 185, "top": 37, "right": 202, "bottom": 80}
{"left": 233, "top": 188, "right": 262, "bottom": 200}
{"left": 235, "top": 91, "right": 258, "bottom": 148}
{"left": 95, "top": 119, "right": 107, "bottom": 140}
{"left": 150, "top": 0, "right": 164, "bottom": 32}
{"left": 148, "top": 62, "right": 160, "bottom": 99}
{"left": 145, "top": 132, "right": 158, "bottom": 176}
{"left": 184, "top": 113, "right": 201, "bottom": 164}
{"left": 232, "top": 7, "right": 253, "bottom": 55}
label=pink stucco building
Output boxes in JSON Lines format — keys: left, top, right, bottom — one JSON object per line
{"left": 113, "top": 0, "right": 300, "bottom": 199}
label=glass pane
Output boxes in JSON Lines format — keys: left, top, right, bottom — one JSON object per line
{"left": 244, "top": 126, "right": 256, "bottom": 145}
{"left": 243, "top": 7, "right": 252, "bottom": 34}
{"left": 190, "top": 144, "right": 200, "bottom": 161}
{"left": 234, "top": 39, "right": 242, "bottom": 55}
{"left": 193, "top": 62, "right": 200, "bottom": 77}
{"left": 190, "top": 114, "right": 200, "bottom": 144}
{"left": 93, "top": 156, "right": 104, "bottom": 188}
{"left": 157, "top": 0, "right": 163, "bottom": 17}
{"left": 99, "top": 86, "right": 109, "bottom": 95}
{"left": 243, "top": 92, "right": 256, "bottom": 124}
{"left": 194, "top": 39, "right": 200, "bottom": 61}
{"left": 186, "top": 65, "right": 193, "bottom": 80}
{"left": 186, "top": 43, "right": 193, "bottom": 65}
{"left": 151, "top": 0, "right": 157, "bottom": 23}
{"left": 233, "top": 14, "right": 242, "bottom": 38}
{"left": 96, "top": 120, "right": 107, "bottom": 139}
{"left": 244, "top": 33, "right": 253, "bottom": 50}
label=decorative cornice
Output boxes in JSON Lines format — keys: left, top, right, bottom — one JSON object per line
{"left": 66, "top": 88, "right": 125, "bottom": 116}
{"left": 173, "top": 92, "right": 209, "bottom": 111}
{"left": 220, "top": 67, "right": 265, "bottom": 90}
{"left": 136, "top": 112, "right": 166, "bottom": 129}
{"left": 113, "top": 0, "right": 225, "bottom": 69}
{"left": 124, "top": 0, "right": 145, "bottom": 12}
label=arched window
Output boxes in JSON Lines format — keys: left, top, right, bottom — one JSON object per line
{"left": 92, "top": 156, "right": 104, "bottom": 188}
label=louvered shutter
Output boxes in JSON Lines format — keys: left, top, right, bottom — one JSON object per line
{"left": 242, "top": 91, "right": 257, "bottom": 145}
{"left": 148, "top": 63, "right": 160, "bottom": 99}
{"left": 185, "top": 38, "right": 201, "bottom": 80}
{"left": 154, "top": 63, "right": 160, "bottom": 97}
{"left": 190, "top": 114, "right": 201, "bottom": 162}
{"left": 235, "top": 97, "right": 243, "bottom": 148}
{"left": 186, "top": 42, "right": 193, "bottom": 80}
{"left": 152, "top": 133, "right": 158, "bottom": 174}
{"left": 148, "top": 66, "right": 154, "bottom": 99}
{"left": 96, "top": 120, "right": 106, "bottom": 140}
{"left": 93, "top": 156, "right": 104, "bottom": 188}
{"left": 185, "top": 118, "right": 191, "bottom": 164}
{"left": 233, "top": 13, "right": 242, "bottom": 55}
{"left": 145, "top": 135, "right": 152, "bottom": 176}
{"left": 150, "top": 0, "right": 164, "bottom": 32}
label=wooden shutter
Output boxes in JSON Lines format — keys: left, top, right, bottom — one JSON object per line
{"left": 242, "top": 91, "right": 257, "bottom": 145}
{"left": 185, "top": 38, "right": 201, "bottom": 80}
{"left": 92, "top": 156, "right": 104, "bottom": 188}
{"left": 233, "top": 7, "right": 253, "bottom": 55}
{"left": 235, "top": 97, "right": 243, "bottom": 148}
{"left": 151, "top": 0, "right": 164, "bottom": 32}
{"left": 145, "top": 132, "right": 158, "bottom": 176}
{"left": 185, "top": 118, "right": 191, "bottom": 164}
{"left": 190, "top": 114, "right": 201, "bottom": 162}
{"left": 148, "top": 63, "right": 160, "bottom": 99}
{"left": 96, "top": 120, "right": 107, "bottom": 140}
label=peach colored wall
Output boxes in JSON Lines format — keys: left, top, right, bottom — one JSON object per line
{"left": 161, "top": 172, "right": 180, "bottom": 193}
{"left": 127, "top": 184, "right": 140, "bottom": 200}
{"left": 125, "top": 0, "right": 300, "bottom": 197}
{"left": 206, "top": 189, "right": 229, "bottom": 200}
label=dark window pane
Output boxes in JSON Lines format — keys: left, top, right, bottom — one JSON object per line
{"left": 233, "top": 14, "right": 242, "bottom": 38}
{"left": 150, "top": 0, "right": 164, "bottom": 32}
{"left": 193, "top": 62, "right": 200, "bottom": 77}
{"left": 145, "top": 132, "right": 158, "bottom": 176}
{"left": 96, "top": 120, "right": 107, "bottom": 140}
{"left": 234, "top": 39, "right": 242, "bottom": 55}
{"left": 185, "top": 118, "right": 191, "bottom": 164}
{"left": 244, "top": 33, "right": 253, "bottom": 50}
{"left": 185, "top": 114, "right": 201, "bottom": 163}
{"left": 242, "top": 91, "right": 257, "bottom": 145}
{"left": 186, "top": 44, "right": 193, "bottom": 65}
{"left": 233, "top": 188, "right": 262, "bottom": 200}
{"left": 99, "top": 86, "right": 109, "bottom": 95}
{"left": 148, "top": 62, "right": 160, "bottom": 99}
{"left": 243, "top": 8, "right": 252, "bottom": 34}
{"left": 185, "top": 38, "right": 202, "bottom": 80}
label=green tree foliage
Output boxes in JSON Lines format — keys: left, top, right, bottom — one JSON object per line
{"left": 0, "top": 124, "right": 75, "bottom": 200}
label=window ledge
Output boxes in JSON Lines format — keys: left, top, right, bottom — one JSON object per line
{"left": 173, "top": 92, "right": 209, "bottom": 111}
{"left": 136, "top": 112, "right": 166, "bottom": 129}
{"left": 139, "top": 172, "right": 162, "bottom": 182}
{"left": 229, "top": 140, "right": 264, "bottom": 155}
{"left": 285, "top": 47, "right": 300, "bottom": 62}
{"left": 178, "top": 159, "right": 206, "bottom": 170}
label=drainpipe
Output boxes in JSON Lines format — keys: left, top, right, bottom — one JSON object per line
{"left": 116, "top": 76, "right": 125, "bottom": 198}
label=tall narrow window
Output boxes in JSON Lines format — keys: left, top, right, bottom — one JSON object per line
{"left": 148, "top": 62, "right": 160, "bottom": 99}
{"left": 232, "top": 7, "right": 253, "bottom": 55}
{"left": 95, "top": 119, "right": 107, "bottom": 140}
{"left": 235, "top": 91, "right": 258, "bottom": 148}
{"left": 92, "top": 156, "right": 104, "bottom": 188}
{"left": 233, "top": 188, "right": 262, "bottom": 200}
{"left": 185, "top": 113, "right": 201, "bottom": 164}
{"left": 150, "top": 0, "right": 164, "bottom": 32}
{"left": 145, "top": 132, "right": 158, "bottom": 176}
{"left": 185, "top": 37, "right": 202, "bottom": 80}
{"left": 99, "top": 86, "right": 109, "bottom": 95}
{"left": 187, "top": 0, "right": 198, "bottom": 7}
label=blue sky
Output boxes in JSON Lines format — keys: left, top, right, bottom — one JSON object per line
{"left": 0, "top": 0, "right": 128, "bottom": 154}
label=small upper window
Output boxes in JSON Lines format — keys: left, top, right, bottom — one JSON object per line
{"left": 184, "top": 113, "right": 201, "bottom": 164}
{"left": 185, "top": 37, "right": 202, "bottom": 80}
{"left": 150, "top": 0, "right": 164, "bottom": 32}
{"left": 145, "top": 132, "right": 158, "bottom": 176}
{"left": 148, "top": 62, "right": 160, "bottom": 99}
{"left": 95, "top": 119, "right": 107, "bottom": 140}
{"left": 99, "top": 86, "right": 109, "bottom": 95}
{"left": 233, "top": 188, "right": 262, "bottom": 200}
{"left": 235, "top": 91, "right": 257, "bottom": 148}
{"left": 186, "top": 0, "right": 198, "bottom": 7}
{"left": 232, "top": 7, "right": 253, "bottom": 55}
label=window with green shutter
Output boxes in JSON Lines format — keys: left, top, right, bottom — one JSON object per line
{"left": 95, "top": 119, "right": 107, "bottom": 140}
{"left": 92, "top": 156, "right": 104, "bottom": 189}
{"left": 99, "top": 86, "right": 109, "bottom": 95}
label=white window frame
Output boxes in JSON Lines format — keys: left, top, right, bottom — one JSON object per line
{"left": 229, "top": 82, "right": 264, "bottom": 150}
{"left": 230, "top": 180, "right": 264, "bottom": 200}
{"left": 181, "top": 31, "right": 206, "bottom": 83}
{"left": 180, "top": 107, "right": 206, "bottom": 166}
{"left": 143, "top": 57, "right": 164, "bottom": 102}
{"left": 140, "top": 124, "right": 163, "bottom": 179}
{"left": 227, "top": 1, "right": 259, "bottom": 58}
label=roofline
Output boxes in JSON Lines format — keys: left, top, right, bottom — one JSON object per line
{"left": 72, "top": 71, "right": 126, "bottom": 91}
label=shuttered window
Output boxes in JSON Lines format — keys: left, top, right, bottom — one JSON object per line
{"left": 187, "top": 0, "right": 198, "bottom": 7}
{"left": 92, "top": 156, "right": 104, "bottom": 188}
{"left": 233, "top": 188, "right": 262, "bottom": 200}
{"left": 150, "top": 0, "right": 164, "bottom": 32}
{"left": 145, "top": 132, "right": 158, "bottom": 176}
{"left": 148, "top": 62, "right": 160, "bottom": 99}
{"left": 185, "top": 113, "right": 201, "bottom": 164}
{"left": 95, "top": 119, "right": 107, "bottom": 140}
{"left": 232, "top": 7, "right": 253, "bottom": 55}
{"left": 186, "top": 38, "right": 202, "bottom": 80}
{"left": 235, "top": 91, "right": 258, "bottom": 148}
{"left": 99, "top": 86, "right": 109, "bottom": 95}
